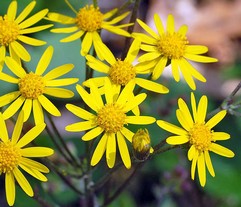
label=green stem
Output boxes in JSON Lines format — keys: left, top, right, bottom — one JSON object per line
{"left": 46, "top": 113, "right": 80, "bottom": 167}
{"left": 152, "top": 145, "right": 180, "bottom": 155}
{"left": 100, "top": 162, "right": 144, "bottom": 207}
{"left": 93, "top": 0, "right": 98, "bottom": 8}
{"left": 121, "top": 0, "right": 141, "bottom": 59}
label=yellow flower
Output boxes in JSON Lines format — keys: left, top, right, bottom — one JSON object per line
{"left": 0, "top": 111, "right": 54, "bottom": 206}
{"left": 0, "top": 1, "right": 52, "bottom": 62}
{"left": 157, "top": 93, "right": 234, "bottom": 187}
{"left": 47, "top": 3, "right": 132, "bottom": 59}
{"left": 65, "top": 78, "right": 156, "bottom": 169}
{"left": 0, "top": 46, "right": 79, "bottom": 124}
{"left": 83, "top": 39, "right": 169, "bottom": 94}
{"left": 133, "top": 14, "right": 218, "bottom": 90}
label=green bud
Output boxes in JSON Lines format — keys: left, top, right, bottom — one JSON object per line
{"left": 132, "top": 129, "right": 152, "bottom": 161}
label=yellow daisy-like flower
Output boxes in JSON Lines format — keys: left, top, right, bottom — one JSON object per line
{"left": 47, "top": 3, "right": 132, "bottom": 59}
{"left": 0, "top": 1, "right": 53, "bottom": 62}
{"left": 133, "top": 14, "right": 218, "bottom": 90}
{"left": 83, "top": 39, "right": 169, "bottom": 94}
{"left": 0, "top": 46, "right": 78, "bottom": 124}
{"left": 0, "top": 111, "right": 54, "bottom": 206}
{"left": 157, "top": 93, "right": 234, "bottom": 186}
{"left": 65, "top": 78, "right": 156, "bottom": 169}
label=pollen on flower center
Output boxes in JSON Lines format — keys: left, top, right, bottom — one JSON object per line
{"left": 19, "top": 72, "right": 45, "bottom": 99}
{"left": 109, "top": 59, "right": 136, "bottom": 86}
{"left": 97, "top": 103, "right": 126, "bottom": 133}
{"left": 157, "top": 32, "right": 188, "bottom": 59}
{"left": 0, "top": 15, "right": 20, "bottom": 46}
{"left": 189, "top": 123, "right": 212, "bottom": 152}
{"left": 75, "top": 5, "right": 103, "bottom": 32}
{"left": 0, "top": 141, "right": 21, "bottom": 173}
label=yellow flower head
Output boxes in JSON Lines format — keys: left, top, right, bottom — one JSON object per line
{"left": 0, "top": 111, "right": 54, "bottom": 206}
{"left": 157, "top": 92, "right": 234, "bottom": 187}
{"left": 0, "top": 46, "right": 79, "bottom": 124}
{"left": 133, "top": 14, "right": 218, "bottom": 90}
{"left": 0, "top": 1, "right": 53, "bottom": 62}
{"left": 47, "top": 3, "right": 132, "bottom": 59}
{"left": 65, "top": 78, "right": 156, "bottom": 169}
{"left": 83, "top": 39, "right": 169, "bottom": 95}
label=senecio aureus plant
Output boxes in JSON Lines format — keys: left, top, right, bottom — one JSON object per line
{"left": 0, "top": 0, "right": 239, "bottom": 206}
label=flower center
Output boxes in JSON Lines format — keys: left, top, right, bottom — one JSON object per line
{"left": 157, "top": 32, "right": 188, "bottom": 59}
{"left": 0, "top": 141, "right": 21, "bottom": 173}
{"left": 75, "top": 5, "right": 103, "bottom": 32}
{"left": 19, "top": 72, "right": 45, "bottom": 99}
{"left": 109, "top": 59, "right": 136, "bottom": 86}
{"left": 97, "top": 103, "right": 126, "bottom": 133}
{"left": 189, "top": 123, "right": 212, "bottom": 152}
{"left": 0, "top": 15, "right": 20, "bottom": 46}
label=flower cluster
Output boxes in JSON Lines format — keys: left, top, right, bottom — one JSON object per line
{"left": 0, "top": 0, "right": 237, "bottom": 206}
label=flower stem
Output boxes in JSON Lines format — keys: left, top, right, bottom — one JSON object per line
{"left": 121, "top": 0, "right": 141, "bottom": 59}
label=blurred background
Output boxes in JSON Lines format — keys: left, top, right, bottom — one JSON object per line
{"left": 0, "top": 0, "right": 241, "bottom": 206}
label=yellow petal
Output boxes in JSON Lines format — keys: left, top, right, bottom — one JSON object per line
{"left": 171, "top": 59, "right": 180, "bottom": 82}
{"left": 43, "top": 64, "right": 74, "bottom": 81}
{"left": 60, "top": 30, "right": 84, "bottom": 42}
{"left": 16, "top": 123, "right": 46, "bottom": 148}
{"left": 176, "top": 109, "right": 192, "bottom": 131}
{"left": 0, "top": 113, "right": 9, "bottom": 142}
{"left": 152, "top": 57, "right": 168, "bottom": 80}
{"left": 17, "top": 35, "right": 46, "bottom": 46}
{"left": 19, "top": 164, "right": 48, "bottom": 182}
{"left": 9, "top": 41, "right": 31, "bottom": 62}
{"left": 0, "top": 91, "right": 20, "bottom": 108}
{"left": 117, "top": 132, "right": 131, "bottom": 169}
{"left": 15, "top": 1, "right": 36, "bottom": 24}
{"left": 38, "top": 95, "right": 61, "bottom": 117}
{"left": 212, "top": 132, "right": 230, "bottom": 141}
{"left": 82, "top": 127, "right": 104, "bottom": 141}
{"left": 91, "top": 134, "right": 108, "bottom": 166}
{"left": 65, "top": 121, "right": 97, "bottom": 132}
{"left": 154, "top": 13, "right": 164, "bottom": 36}
{"left": 86, "top": 55, "right": 110, "bottom": 73}
{"left": 33, "top": 99, "right": 44, "bottom": 125}
{"left": 185, "top": 45, "right": 208, "bottom": 55}
{"left": 166, "top": 135, "right": 189, "bottom": 145}
{"left": 7, "top": 0, "right": 17, "bottom": 21}
{"left": 47, "top": 12, "right": 76, "bottom": 24}
{"left": 35, "top": 46, "right": 53, "bottom": 75}
{"left": 106, "top": 133, "right": 116, "bottom": 168}
{"left": 197, "top": 153, "right": 206, "bottom": 187}
{"left": 13, "top": 167, "right": 33, "bottom": 196}
{"left": 120, "top": 127, "right": 134, "bottom": 143}
{"left": 191, "top": 151, "right": 198, "bottom": 180}
{"left": 102, "top": 25, "right": 131, "bottom": 37}
{"left": 126, "top": 116, "right": 156, "bottom": 125}
{"left": 125, "top": 39, "right": 140, "bottom": 63}
{"left": 135, "top": 78, "right": 169, "bottom": 94}
{"left": 0, "top": 72, "right": 19, "bottom": 83}
{"left": 20, "top": 147, "right": 54, "bottom": 157}
{"left": 116, "top": 80, "right": 135, "bottom": 105}
{"left": 136, "top": 19, "right": 159, "bottom": 39}
{"left": 206, "top": 110, "right": 226, "bottom": 129}
{"left": 46, "top": 78, "right": 79, "bottom": 87}
{"left": 196, "top": 95, "right": 208, "bottom": 123}
{"left": 50, "top": 26, "right": 78, "bottom": 33}
{"left": 19, "top": 9, "right": 49, "bottom": 29}
{"left": 6, "top": 172, "right": 15, "bottom": 206}
{"left": 12, "top": 110, "right": 24, "bottom": 144}
{"left": 44, "top": 88, "right": 74, "bottom": 98}
{"left": 138, "top": 51, "right": 161, "bottom": 63}
{"left": 2, "top": 96, "right": 25, "bottom": 120}
{"left": 20, "top": 24, "right": 53, "bottom": 34}
{"left": 81, "top": 32, "right": 93, "bottom": 56}
{"left": 5, "top": 56, "right": 26, "bottom": 78}
{"left": 167, "top": 14, "right": 175, "bottom": 34}
{"left": 184, "top": 53, "right": 218, "bottom": 63}
{"left": 123, "top": 93, "right": 146, "bottom": 113}
{"left": 156, "top": 120, "right": 187, "bottom": 136}
{"left": 188, "top": 145, "right": 195, "bottom": 161}
{"left": 66, "top": 104, "right": 95, "bottom": 120}
{"left": 204, "top": 151, "right": 215, "bottom": 177}
{"left": 210, "top": 143, "right": 234, "bottom": 158}
{"left": 76, "top": 84, "right": 98, "bottom": 112}
{"left": 20, "top": 157, "right": 49, "bottom": 173}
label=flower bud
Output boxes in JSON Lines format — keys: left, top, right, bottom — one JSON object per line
{"left": 132, "top": 128, "right": 152, "bottom": 161}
